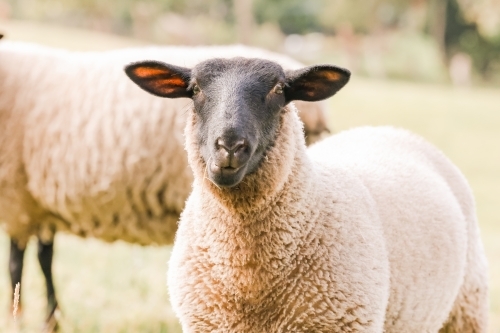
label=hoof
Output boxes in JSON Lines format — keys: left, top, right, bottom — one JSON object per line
{"left": 43, "top": 305, "right": 61, "bottom": 333}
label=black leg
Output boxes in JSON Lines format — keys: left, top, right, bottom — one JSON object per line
{"left": 9, "top": 238, "right": 25, "bottom": 311}
{"left": 37, "top": 238, "right": 59, "bottom": 330}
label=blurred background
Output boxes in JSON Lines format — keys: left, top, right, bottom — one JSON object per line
{"left": 0, "top": 0, "right": 499, "bottom": 332}
{"left": 1, "top": 0, "right": 500, "bottom": 84}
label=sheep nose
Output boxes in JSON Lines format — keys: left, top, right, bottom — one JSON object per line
{"left": 215, "top": 138, "right": 250, "bottom": 169}
{"left": 217, "top": 138, "right": 246, "bottom": 154}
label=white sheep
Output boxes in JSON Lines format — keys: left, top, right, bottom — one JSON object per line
{"left": 125, "top": 57, "right": 489, "bottom": 332}
{"left": 0, "top": 40, "right": 329, "bottom": 326}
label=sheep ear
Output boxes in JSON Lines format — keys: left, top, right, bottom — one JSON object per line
{"left": 284, "top": 65, "right": 350, "bottom": 103}
{"left": 0, "top": 34, "right": 3, "bottom": 40}
{"left": 125, "top": 61, "right": 192, "bottom": 98}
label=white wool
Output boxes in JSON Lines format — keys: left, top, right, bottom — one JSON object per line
{"left": 168, "top": 103, "right": 488, "bottom": 331}
{"left": 308, "top": 126, "right": 488, "bottom": 331}
{"left": 0, "top": 41, "right": 190, "bottom": 245}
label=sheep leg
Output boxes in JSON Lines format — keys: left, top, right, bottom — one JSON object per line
{"left": 438, "top": 280, "right": 489, "bottom": 333}
{"left": 9, "top": 238, "right": 26, "bottom": 314}
{"left": 37, "top": 238, "right": 59, "bottom": 331}
{"left": 439, "top": 228, "right": 488, "bottom": 333}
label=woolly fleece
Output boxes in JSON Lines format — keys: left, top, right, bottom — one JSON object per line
{"left": 168, "top": 105, "right": 488, "bottom": 332}
{"left": 0, "top": 41, "right": 327, "bottom": 247}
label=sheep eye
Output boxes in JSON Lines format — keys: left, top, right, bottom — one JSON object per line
{"left": 192, "top": 84, "right": 201, "bottom": 95}
{"left": 273, "top": 83, "right": 284, "bottom": 95}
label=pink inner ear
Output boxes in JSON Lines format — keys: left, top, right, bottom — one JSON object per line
{"left": 156, "top": 78, "right": 187, "bottom": 87}
{"left": 323, "top": 71, "right": 342, "bottom": 81}
{"left": 154, "top": 86, "right": 180, "bottom": 95}
{"left": 133, "top": 67, "right": 169, "bottom": 78}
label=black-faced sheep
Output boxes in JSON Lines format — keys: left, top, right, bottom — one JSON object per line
{"left": 0, "top": 40, "right": 329, "bottom": 327}
{"left": 126, "top": 57, "right": 489, "bottom": 332}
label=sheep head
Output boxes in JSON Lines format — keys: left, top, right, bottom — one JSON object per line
{"left": 125, "top": 58, "right": 350, "bottom": 188}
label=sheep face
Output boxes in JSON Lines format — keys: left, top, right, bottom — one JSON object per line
{"left": 125, "top": 58, "right": 350, "bottom": 188}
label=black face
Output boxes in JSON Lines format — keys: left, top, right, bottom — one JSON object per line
{"left": 189, "top": 59, "right": 286, "bottom": 187}
{"left": 125, "top": 57, "right": 350, "bottom": 188}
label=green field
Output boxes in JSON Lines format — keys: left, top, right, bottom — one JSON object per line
{"left": 0, "top": 20, "right": 499, "bottom": 333}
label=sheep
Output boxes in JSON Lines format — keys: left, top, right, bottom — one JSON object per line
{"left": 125, "top": 57, "right": 489, "bottom": 332}
{"left": 0, "top": 40, "right": 330, "bottom": 327}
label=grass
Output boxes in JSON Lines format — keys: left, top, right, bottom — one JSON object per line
{"left": 0, "top": 19, "right": 499, "bottom": 333}
{"left": 0, "top": 235, "right": 181, "bottom": 332}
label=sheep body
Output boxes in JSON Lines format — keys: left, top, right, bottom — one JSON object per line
{"left": 170, "top": 107, "right": 389, "bottom": 332}
{"left": 0, "top": 41, "right": 327, "bottom": 247}
{"left": 309, "top": 126, "right": 488, "bottom": 332}
{"left": 0, "top": 42, "right": 190, "bottom": 246}
{"left": 168, "top": 96, "right": 488, "bottom": 330}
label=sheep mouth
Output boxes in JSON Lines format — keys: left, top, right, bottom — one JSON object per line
{"left": 208, "top": 161, "right": 248, "bottom": 188}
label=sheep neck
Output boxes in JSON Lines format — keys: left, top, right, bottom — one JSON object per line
{"left": 184, "top": 106, "right": 319, "bottom": 304}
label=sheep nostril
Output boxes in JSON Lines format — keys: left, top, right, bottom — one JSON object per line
{"left": 217, "top": 138, "right": 247, "bottom": 153}
{"left": 216, "top": 138, "right": 226, "bottom": 151}
{"left": 215, "top": 138, "right": 250, "bottom": 169}
{"left": 232, "top": 140, "right": 247, "bottom": 154}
